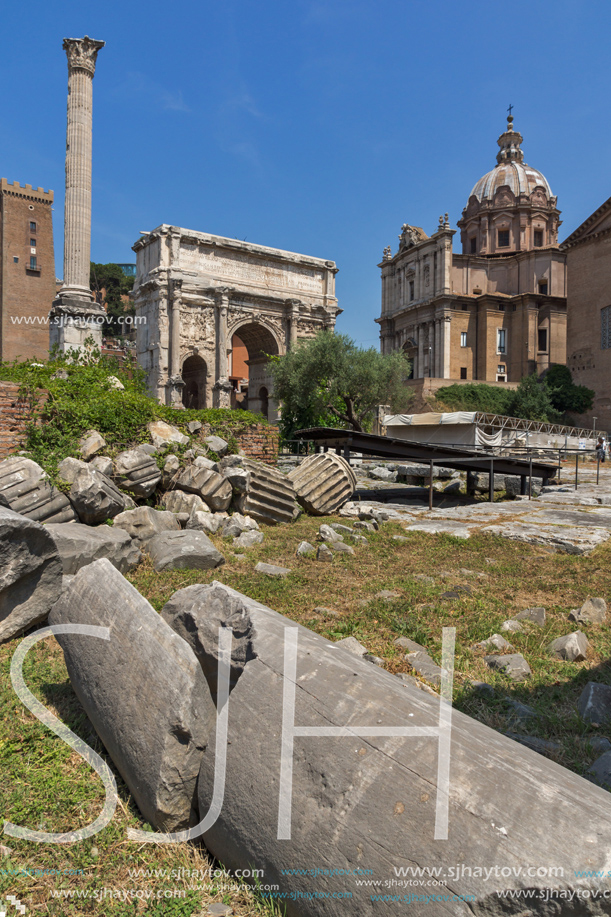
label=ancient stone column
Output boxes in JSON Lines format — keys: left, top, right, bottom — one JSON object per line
{"left": 417, "top": 324, "right": 424, "bottom": 378}
{"left": 166, "top": 279, "right": 184, "bottom": 407}
{"left": 213, "top": 288, "right": 232, "bottom": 408}
{"left": 285, "top": 299, "right": 301, "bottom": 348}
{"left": 50, "top": 36, "right": 105, "bottom": 354}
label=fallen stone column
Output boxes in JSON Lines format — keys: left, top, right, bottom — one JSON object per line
{"left": 288, "top": 453, "right": 356, "bottom": 515}
{"left": 0, "top": 507, "right": 63, "bottom": 642}
{"left": 163, "top": 581, "right": 611, "bottom": 916}
{"left": 0, "top": 456, "right": 77, "bottom": 523}
{"left": 233, "top": 458, "right": 296, "bottom": 525}
{"left": 49, "top": 559, "right": 215, "bottom": 831}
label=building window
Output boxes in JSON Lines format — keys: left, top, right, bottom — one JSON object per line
{"left": 496, "top": 374, "right": 507, "bottom": 382}
{"left": 497, "top": 364, "right": 506, "bottom": 374}
{"left": 409, "top": 280, "right": 414, "bottom": 301}
{"left": 538, "top": 328, "right": 548, "bottom": 352}
{"left": 29, "top": 256, "right": 37, "bottom": 270}
{"left": 30, "top": 238, "right": 36, "bottom": 247}
{"left": 538, "top": 281, "right": 548, "bottom": 295}
{"left": 460, "top": 367, "right": 468, "bottom": 379}
{"left": 470, "top": 237, "right": 477, "bottom": 254}
{"left": 602, "top": 305, "right": 611, "bottom": 350}
{"left": 13, "top": 256, "right": 19, "bottom": 263}
{"left": 460, "top": 331, "right": 467, "bottom": 347}
{"left": 498, "top": 304, "right": 505, "bottom": 311}
{"left": 29, "top": 221, "right": 36, "bottom": 233}
{"left": 497, "top": 328, "right": 506, "bottom": 353}
{"left": 498, "top": 229, "right": 510, "bottom": 247}
{"left": 534, "top": 230, "right": 543, "bottom": 247}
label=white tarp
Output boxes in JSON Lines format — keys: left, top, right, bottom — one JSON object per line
{"left": 384, "top": 412, "right": 477, "bottom": 426}
{"left": 383, "top": 412, "right": 597, "bottom": 451}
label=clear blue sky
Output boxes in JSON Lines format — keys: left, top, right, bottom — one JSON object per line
{"left": 2, "top": 0, "right": 610, "bottom": 347}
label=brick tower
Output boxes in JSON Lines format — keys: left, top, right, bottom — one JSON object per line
{"left": 0, "top": 178, "right": 55, "bottom": 361}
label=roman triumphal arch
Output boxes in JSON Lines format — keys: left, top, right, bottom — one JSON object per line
{"left": 132, "top": 225, "right": 341, "bottom": 417}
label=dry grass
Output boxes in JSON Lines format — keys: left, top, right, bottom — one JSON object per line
{"left": 1, "top": 508, "right": 610, "bottom": 913}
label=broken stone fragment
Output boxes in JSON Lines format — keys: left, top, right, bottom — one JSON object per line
{"left": 146, "top": 530, "right": 225, "bottom": 572}
{"left": 187, "top": 510, "right": 226, "bottom": 535}
{"left": 514, "top": 606, "right": 546, "bottom": 626}
{"left": 317, "top": 524, "right": 343, "bottom": 543}
{"left": 69, "top": 465, "right": 129, "bottom": 525}
{"left": 569, "top": 597, "right": 607, "bottom": 625}
{"left": 316, "top": 543, "right": 333, "bottom": 562}
{"left": 484, "top": 653, "right": 532, "bottom": 681}
{"left": 334, "top": 635, "right": 367, "bottom": 656}
{"left": 162, "top": 490, "right": 209, "bottom": 516}
{"left": 296, "top": 541, "right": 316, "bottom": 557}
{"left": 578, "top": 683, "right": 611, "bottom": 726}
{"left": 204, "top": 435, "right": 229, "bottom": 457}
{"left": 548, "top": 631, "right": 589, "bottom": 662}
{"left": 113, "top": 449, "right": 161, "bottom": 499}
{"left": 148, "top": 420, "right": 189, "bottom": 448}
{"left": 46, "top": 521, "right": 142, "bottom": 574}
{"left": 233, "top": 530, "right": 264, "bottom": 549}
{"left": 112, "top": 506, "right": 180, "bottom": 546}
{"left": 254, "top": 562, "right": 290, "bottom": 578}
{"left": 472, "top": 634, "right": 514, "bottom": 652}
{"left": 175, "top": 465, "right": 232, "bottom": 512}
{"left": 78, "top": 429, "right": 106, "bottom": 460}
{"left": 58, "top": 456, "right": 89, "bottom": 484}
{"left": 332, "top": 541, "right": 355, "bottom": 556}
{"left": 0, "top": 506, "right": 63, "bottom": 642}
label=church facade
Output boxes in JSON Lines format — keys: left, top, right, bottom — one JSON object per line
{"left": 376, "top": 116, "right": 567, "bottom": 385}
{"left": 132, "top": 225, "right": 340, "bottom": 417}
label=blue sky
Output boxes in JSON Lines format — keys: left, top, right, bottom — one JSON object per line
{"left": 2, "top": 0, "right": 610, "bottom": 347}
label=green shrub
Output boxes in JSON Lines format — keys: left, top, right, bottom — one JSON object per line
{"left": 0, "top": 347, "right": 267, "bottom": 481}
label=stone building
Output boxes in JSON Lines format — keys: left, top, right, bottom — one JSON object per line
{"left": 561, "top": 195, "right": 611, "bottom": 433}
{"left": 132, "top": 225, "right": 340, "bottom": 417}
{"left": 0, "top": 179, "right": 55, "bottom": 361}
{"left": 376, "top": 116, "right": 567, "bottom": 386}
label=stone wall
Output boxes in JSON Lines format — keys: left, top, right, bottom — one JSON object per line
{"left": 0, "top": 382, "right": 30, "bottom": 458}
{"left": 235, "top": 424, "right": 279, "bottom": 464}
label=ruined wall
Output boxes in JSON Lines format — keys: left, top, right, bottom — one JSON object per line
{"left": 0, "top": 382, "right": 31, "bottom": 459}
{"left": 235, "top": 424, "right": 279, "bottom": 464}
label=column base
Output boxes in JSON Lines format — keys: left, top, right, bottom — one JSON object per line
{"left": 166, "top": 375, "right": 185, "bottom": 409}
{"left": 213, "top": 379, "right": 233, "bottom": 409}
{"left": 49, "top": 296, "right": 106, "bottom": 355}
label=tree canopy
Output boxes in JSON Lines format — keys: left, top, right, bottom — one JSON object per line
{"left": 544, "top": 365, "right": 594, "bottom": 415}
{"left": 268, "top": 331, "right": 413, "bottom": 438}
{"left": 90, "top": 263, "right": 136, "bottom": 337}
{"left": 436, "top": 367, "right": 595, "bottom": 424}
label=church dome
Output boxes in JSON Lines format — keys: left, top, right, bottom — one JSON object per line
{"left": 470, "top": 161, "right": 552, "bottom": 202}
{"left": 468, "top": 115, "right": 553, "bottom": 203}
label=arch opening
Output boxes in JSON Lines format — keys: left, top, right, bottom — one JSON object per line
{"left": 182, "top": 354, "right": 207, "bottom": 409}
{"left": 230, "top": 322, "right": 280, "bottom": 417}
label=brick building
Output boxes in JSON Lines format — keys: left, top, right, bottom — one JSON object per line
{"left": 376, "top": 116, "right": 567, "bottom": 385}
{"left": 561, "top": 195, "right": 611, "bottom": 434}
{"left": 0, "top": 179, "right": 55, "bottom": 362}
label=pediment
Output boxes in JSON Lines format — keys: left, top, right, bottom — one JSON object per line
{"left": 491, "top": 210, "right": 515, "bottom": 223}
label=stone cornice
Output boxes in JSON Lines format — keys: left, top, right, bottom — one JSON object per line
{"left": 132, "top": 224, "right": 337, "bottom": 271}
{"left": 561, "top": 196, "right": 611, "bottom": 250}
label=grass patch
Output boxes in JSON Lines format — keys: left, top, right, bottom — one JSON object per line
{"left": 2, "top": 514, "right": 610, "bottom": 912}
